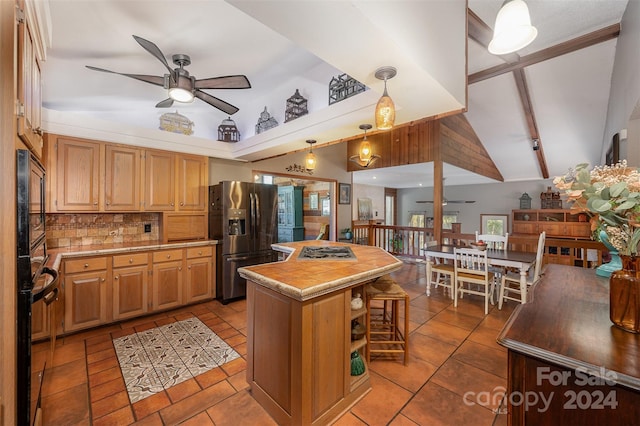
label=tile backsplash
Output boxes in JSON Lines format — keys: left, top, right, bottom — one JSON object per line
{"left": 46, "top": 213, "right": 160, "bottom": 248}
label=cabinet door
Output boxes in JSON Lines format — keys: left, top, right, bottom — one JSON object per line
{"left": 64, "top": 270, "right": 108, "bottom": 332}
{"left": 152, "top": 260, "right": 183, "bottom": 311}
{"left": 31, "top": 298, "right": 48, "bottom": 340}
{"left": 177, "top": 154, "right": 207, "bottom": 211}
{"left": 113, "top": 265, "right": 148, "bottom": 320}
{"left": 185, "top": 257, "right": 213, "bottom": 304}
{"left": 105, "top": 145, "right": 141, "bottom": 211}
{"left": 16, "top": 6, "right": 43, "bottom": 158}
{"left": 144, "top": 150, "right": 175, "bottom": 211}
{"left": 53, "top": 137, "right": 101, "bottom": 211}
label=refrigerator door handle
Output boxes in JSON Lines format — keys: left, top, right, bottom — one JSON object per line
{"left": 254, "top": 191, "right": 261, "bottom": 225}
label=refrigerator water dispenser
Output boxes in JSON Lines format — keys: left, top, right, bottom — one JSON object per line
{"left": 228, "top": 209, "right": 246, "bottom": 235}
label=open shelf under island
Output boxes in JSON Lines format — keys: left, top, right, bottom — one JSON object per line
{"left": 238, "top": 241, "right": 403, "bottom": 425}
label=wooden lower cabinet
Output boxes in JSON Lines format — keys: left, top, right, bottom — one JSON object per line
{"left": 185, "top": 246, "right": 214, "bottom": 303}
{"left": 31, "top": 298, "right": 48, "bottom": 340}
{"left": 113, "top": 265, "right": 149, "bottom": 320}
{"left": 152, "top": 249, "right": 184, "bottom": 311}
{"left": 63, "top": 268, "right": 108, "bottom": 333}
{"left": 247, "top": 281, "right": 369, "bottom": 425}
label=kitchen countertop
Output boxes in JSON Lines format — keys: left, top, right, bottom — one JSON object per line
{"left": 238, "top": 240, "right": 402, "bottom": 301}
{"left": 45, "top": 239, "right": 220, "bottom": 271}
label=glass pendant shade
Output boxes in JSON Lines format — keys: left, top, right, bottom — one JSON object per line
{"left": 488, "top": 0, "right": 537, "bottom": 55}
{"left": 305, "top": 151, "right": 316, "bottom": 170}
{"left": 359, "top": 139, "right": 372, "bottom": 162}
{"left": 375, "top": 86, "right": 395, "bottom": 130}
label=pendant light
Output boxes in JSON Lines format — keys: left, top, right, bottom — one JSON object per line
{"left": 488, "top": 0, "right": 537, "bottom": 55}
{"left": 374, "top": 66, "right": 397, "bottom": 130}
{"left": 349, "top": 124, "right": 380, "bottom": 168}
{"left": 305, "top": 139, "right": 317, "bottom": 171}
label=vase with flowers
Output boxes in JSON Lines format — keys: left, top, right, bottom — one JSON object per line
{"left": 554, "top": 160, "right": 640, "bottom": 333}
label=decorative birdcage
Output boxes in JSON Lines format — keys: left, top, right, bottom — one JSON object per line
{"left": 519, "top": 192, "right": 532, "bottom": 209}
{"left": 328, "top": 74, "right": 366, "bottom": 105}
{"left": 255, "top": 106, "right": 278, "bottom": 134}
{"left": 159, "top": 111, "right": 194, "bottom": 135}
{"left": 540, "top": 187, "right": 562, "bottom": 209}
{"left": 217, "top": 117, "right": 240, "bottom": 142}
{"left": 284, "top": 89, "right": 308, "bottom": 123}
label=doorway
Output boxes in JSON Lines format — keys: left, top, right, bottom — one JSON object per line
{"left": 253, "top": 170, "right": 337, "bottom": 241}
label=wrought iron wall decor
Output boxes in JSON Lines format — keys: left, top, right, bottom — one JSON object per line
{"left": 255, "top": 106, "right": 278, "bottom": 134}
{"left": 217, "top": 116, "right": 240, "bottom": 142}
{"left": 285, "top": 163, "right": 314, "bottom": 175}
{"left": 328, "top": 74, "right": 366, "bottom": 105}
{"left": 159, "top": 110, "right": 194, "bottom": 135}
{"left": 285, "top": 89, "right": 308, "bottom": 122}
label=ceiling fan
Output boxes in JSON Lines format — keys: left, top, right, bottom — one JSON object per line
{"left": 86, "top": 35, "right": 251, "bottom": 115}
{"left": 416, "top": 180, "right": 476, "bottom": 205}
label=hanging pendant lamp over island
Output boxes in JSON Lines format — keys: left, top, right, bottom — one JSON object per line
{"left": 349, "top": 124, "right": 380, "bottom": 168}
{"left": 305, "top": 139, "right": 317, "bottom": 171}
{"left": 488, "top": 0, "right": 537, "bottom": 55}
{"left": 374, "top": 66, "right": 397, "bottom": 130}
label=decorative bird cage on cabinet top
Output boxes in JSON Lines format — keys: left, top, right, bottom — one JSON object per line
{"left": 255, "top": 106, "right": 278, "bottom": 134}
{"left": 218, "top": 117, "right": 240, "bottom": 142}
{"left": 519, "top": 193, "right": 532, "bottom": 209}
{"left": 159, "top": 111, "right": 194, "bottom": 135}
{"left": 328, "top": 73, "right": 366, "bottom": 105}
{"left": 284, "top": 89, "right": 308, "bottom": 123}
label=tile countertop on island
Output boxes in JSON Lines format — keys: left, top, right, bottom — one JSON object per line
{"left": 237, "top": 240, "right": 403, "bottom": 302}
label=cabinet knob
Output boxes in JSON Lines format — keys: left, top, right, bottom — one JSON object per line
{"left": 84, "top": 263, "right": 89, "bottom": 268}
{"left": 101, "top": 278, "right": 105, "bottom": 282}
{"left": 171, "top": 202, "right": 174, "bottom": 206}
{"left": 180, "top": 202, "right": 184, "bottom": 206}
{"left": 198, "top": 251, "right": 202, "bottom": 255}
{"left": 114, "top": 275, "right": 119, "bottom": 280}
{"left": 129, "top": 258, "right": 133, "bottom": 263}
{"left": 106, "top": 201, "right": 110, "bottom": 205}
{"left": 178, "top": 266, "right": 182, "bottom": 271}
{"left": 93, "top": 201, "right": 98, "bottom": 205}
{"left": 166, "top": 254, "right": 171, "bottom": 259}
{"left": 188, "top": 265, "right": 192, "bottom": 270}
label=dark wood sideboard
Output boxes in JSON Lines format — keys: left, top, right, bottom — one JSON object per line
{"left": 498, "top": 264, "right": 640, "bottom": 425}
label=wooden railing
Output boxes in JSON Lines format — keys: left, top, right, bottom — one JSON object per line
{"left": 351, "top": 223, "right": 608, "bottom": 268}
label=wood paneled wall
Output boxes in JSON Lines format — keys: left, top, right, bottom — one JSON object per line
{"left": 346, "top": 114, "right": 503, "bottom": 182}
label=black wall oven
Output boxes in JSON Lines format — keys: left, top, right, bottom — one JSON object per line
{"left": 16, "top": 149, "right": 58, "bottom": 426}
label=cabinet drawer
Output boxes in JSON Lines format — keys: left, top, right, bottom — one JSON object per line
{"left": 65, "top": 257, "right": 107, "bottom": 274}
{"left": 153, "top": 249, "right": 184, "bottom": 263}
{"left": 186, "top": 246, "right": 213, "bottom": 259}
{"left": 113, "top": 252, "right": 149, "bottom": 268}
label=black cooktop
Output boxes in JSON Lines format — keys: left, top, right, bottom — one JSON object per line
{"left": 298, "top": 246, "right": 356, "bottom": 260}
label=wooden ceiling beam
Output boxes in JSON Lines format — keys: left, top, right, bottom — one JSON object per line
{"left": 469, "top": 23, "right": 620, "bottom": 84}
{"left": 513, "top": 68, "right": 549, "bottom": 178}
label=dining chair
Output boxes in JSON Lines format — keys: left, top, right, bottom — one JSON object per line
{"left": 425, "top": 240, "right": 454, "bottom": 297}
{"left": 475, "top": 232, "right": 509, "bottom": 250}
{"left": 498, "top": 231, "right": 546, "bottom": 309}
{"left": 454, "top": 247, "right": 495, "bottom": 315}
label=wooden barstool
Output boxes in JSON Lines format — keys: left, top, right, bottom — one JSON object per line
{"left": 365, "top": 276, "right": 409, "bottom": 365}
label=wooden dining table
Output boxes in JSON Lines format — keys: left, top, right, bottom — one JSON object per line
{"left": 424, "top": 244, "right": 537, "bottom": 299}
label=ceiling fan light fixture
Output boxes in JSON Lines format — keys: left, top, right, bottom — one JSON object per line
{"left": 168, "top": 87, "right": 195, "bottom": 103}
{"left": 374, "top": 66, "right": 397, "bottom": 130}
{"left": 488, "top": 0, "right": 537, "bottom": 55}
{"left": 305, "top": 139, "right": 317, "bottom": 171}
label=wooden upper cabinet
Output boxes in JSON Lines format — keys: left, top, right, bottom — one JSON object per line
{"left": 177, "top": 154, "right": 207, "bottom": 211}
{"left": 144, "top": 150, "right": 176, "bottom": 211}
{"left": 52, "top": 136, "right": 101, "bottom": 212}
{"left": 105, "top": 145, "right": 141, "bottom": 211}
{"left": 16, "top": 0, "right": 44, "bottom": 158}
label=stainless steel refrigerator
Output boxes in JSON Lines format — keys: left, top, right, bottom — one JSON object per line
{"left": 209, "top": 181, "right": 278, "bottom": 304}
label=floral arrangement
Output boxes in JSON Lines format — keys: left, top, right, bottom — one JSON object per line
{"left": 554, "top": 160, "right": 640, "bottom": 256}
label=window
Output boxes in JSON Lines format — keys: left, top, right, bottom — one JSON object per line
{"left": 443, "top": 211, "right": 459, "bottom": 230}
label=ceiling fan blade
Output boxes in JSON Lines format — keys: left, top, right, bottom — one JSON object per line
{"left": 447, "top": 200, "right": 476, "bottom": 204}
{"left": 155, "top": 98, "right": 174, "bottom": 108}
{"left": 195, "top": 75, "right": 251, "bottom": 90}
{"left": 132, "top": 35, "right": 174, "bottom": 76}
{"left": 416, "top": 201, "right": 434, "bottom": 204}
{"left": 195, "top": 90, "right": 239, "bottom": 115}
{"left": 86, "top": 66, "right": 164, "bottom": 86}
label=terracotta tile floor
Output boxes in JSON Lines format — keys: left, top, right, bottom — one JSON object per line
{"left": 33, "top": 260, "right": 513, "bottom": 425}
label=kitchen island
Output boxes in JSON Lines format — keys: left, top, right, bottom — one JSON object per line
{"left": 238, "top": 241, "right": 402, "bottom": 425}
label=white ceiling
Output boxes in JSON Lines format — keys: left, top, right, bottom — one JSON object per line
{"left": 38, "top": 0, "right": 630, "bottom": 188}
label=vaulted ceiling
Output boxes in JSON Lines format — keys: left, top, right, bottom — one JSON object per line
{"left": 38, "top": 0, "right": 630, "bottom": 188}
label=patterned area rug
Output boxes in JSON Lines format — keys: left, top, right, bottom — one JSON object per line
{"left": 113, "top": 317, "right": 240, "bottom": 403}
